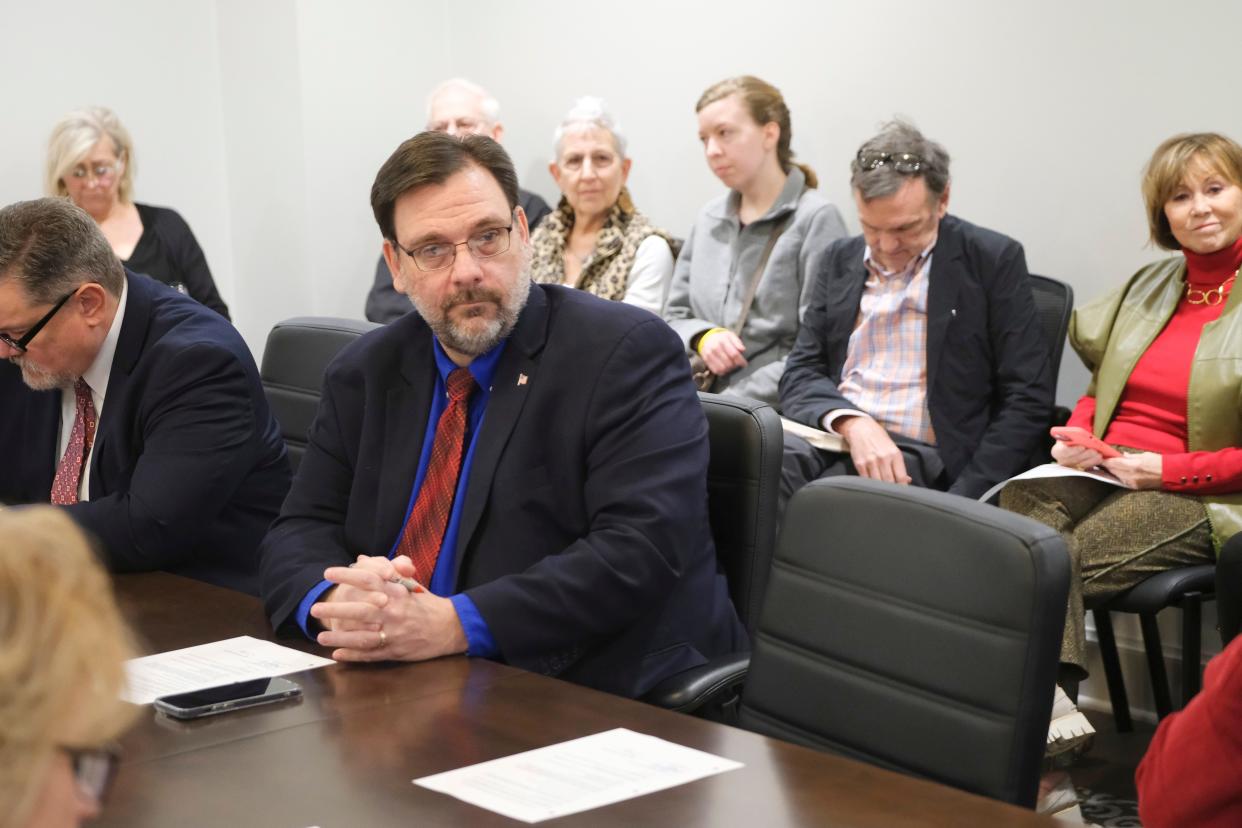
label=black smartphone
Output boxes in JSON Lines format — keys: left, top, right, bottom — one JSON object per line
{"left": 152, "top": 677, "right": 302, "bottom": 720}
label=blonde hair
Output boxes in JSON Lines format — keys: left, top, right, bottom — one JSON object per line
{"left": 45, "top": 106, "right": 137, "bottom": 203}
{"left": 0, "top": 508, "right": 137, "bottom": 828}
{"left": 1142, "top": 132, "right": 1242, "bottom": 250}
{"left": 696, "top": 75, "right": 817, "bottom": 189}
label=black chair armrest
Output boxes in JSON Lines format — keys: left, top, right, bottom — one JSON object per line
{"left": 642, "top": 652, "right": 750, "bottom": 720}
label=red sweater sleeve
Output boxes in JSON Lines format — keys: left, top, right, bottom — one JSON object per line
{"left": 1065, "top": 395, "right": 1096, "bottom": 432}
{"left": 1164, "top": 449, "right": 1242, "bottom": 494}
{"left": 1136, "top": 636, "right": 1242, "bottom": 828}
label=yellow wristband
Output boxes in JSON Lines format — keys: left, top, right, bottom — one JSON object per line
{"left": 695, "top": 327, "right": 730, "bottom": 355}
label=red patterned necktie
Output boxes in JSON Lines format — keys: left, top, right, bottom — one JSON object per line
{"left": 395, "top": 368, "right": 477, "bottom": 581}
{"left": 50, "top": 378, "right": 98, "bottom": 505}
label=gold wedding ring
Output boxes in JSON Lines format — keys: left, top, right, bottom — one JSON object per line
{"left": 378, "top": 629, "right": 387, "bottom": 648}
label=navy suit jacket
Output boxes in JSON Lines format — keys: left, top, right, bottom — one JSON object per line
{"left": 779, "top": 214, "right": 1055, "bottom": 498}
{"left": 260, "top": 284, "right": 745, "bottom": 697}
{"left": 0, "top": 271, "right": 290, "bottom": 593}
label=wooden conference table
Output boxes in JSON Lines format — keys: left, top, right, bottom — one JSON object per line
{"left": 101, "top": 573, "right": 1057, "bottom": 827}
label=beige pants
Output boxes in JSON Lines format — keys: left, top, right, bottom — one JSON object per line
{"left": 1000, "top": 475, "right": 1212, "bottom": 677}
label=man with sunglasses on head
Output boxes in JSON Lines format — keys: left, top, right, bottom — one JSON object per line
{"left": 779, "top": 120, "right": 1053, "bottom": 500}
{"left": 260, "top": 132, "right": 744, "bottom": 697}
{"left": 0, "top": 198, "right": 290, "bottom": 594}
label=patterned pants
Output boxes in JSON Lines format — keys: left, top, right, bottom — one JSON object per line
{"left": 1000, "top": 475, "right": 1212, "bottom": 677}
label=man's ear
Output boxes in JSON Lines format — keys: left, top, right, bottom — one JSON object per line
{"left": 381, "top": 240, "right": 408, "bottom": 295}
{"left": 491, "top": 121, "right": 505, "bottom": 143}
{"left": 935, "top": 182, "right": 951, "bottom": 219}
{"left": 76, "top": 283, "right": 110, "bottom": 329}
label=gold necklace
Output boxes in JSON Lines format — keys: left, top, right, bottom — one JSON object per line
{"left": 1186, "top": 266, "right": 1240, "bottom": 306}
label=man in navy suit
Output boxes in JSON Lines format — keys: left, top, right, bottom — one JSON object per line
{"left": 780, "top": 121, "right": 1054, "bottom": 500}
{"left": 0, "top": 198, "right": 290, "bottom": 594}
{"left": 260, "top": 132, "right": 744, "bottom": 697}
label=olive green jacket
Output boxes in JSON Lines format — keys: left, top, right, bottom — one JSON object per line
{"left": 1070, "top": 255, "right": 1242, "bottom": 550}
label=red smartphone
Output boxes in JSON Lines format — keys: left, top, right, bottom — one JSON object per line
{"left": 1050, "top": 427, "right": 1122, "bottom": 459}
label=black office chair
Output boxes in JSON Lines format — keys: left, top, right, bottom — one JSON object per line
{"left": 1028, "top": 273, "right": 1075, "bottom": 440}
{"left": 738, "top": 477, "right": 1069, "bottom": 809}
{"left": 1089, "top": 565, "right": 1216, "bottom": 731}
{"left": 642, "top": 392, "right": 784, "bottom": 719}
{"left": 260, "top": 316, "right": 380, "bottom": 472}
{"left": 1218, "top": 533, "right": 1242, "bottom": 646}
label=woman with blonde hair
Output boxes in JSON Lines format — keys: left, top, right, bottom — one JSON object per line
{"left": 663, "top": 75, "right": 846, "bottom": 406}
{"left": 46, "top": 106, "right": 230, "bottom": 318}
{"left": 1002, "top": 131, "right": 1242, "bottom": 816}
{"left": 0, "top": 507, "right": 137, "bottom": 828}
{"left": 529, "top": 96, "right": 675, "bottom": 313}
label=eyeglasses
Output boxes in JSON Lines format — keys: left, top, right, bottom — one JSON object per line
{"left": 395, "top": 223, "right": 514, "bottom": 272}
{"left": 857, "top": 150, "right": 925, "bottom": 173}
{"left": 0, "top": 290, "right": 75, "bottom": 353}
{"left": 60, "top": 744, "right": 120, "bottom": 804}
{"left": 69, "top": 162, "right": 120, "bottom": 182}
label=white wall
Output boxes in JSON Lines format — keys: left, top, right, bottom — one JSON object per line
{"left": 3, "top": 0, "right": 1240, "bottom": 714}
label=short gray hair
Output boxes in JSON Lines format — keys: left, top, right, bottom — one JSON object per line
{"left": 551, "top": 96, "right": 627, "bottom": 161}
{"left": 45, "top": 106, "right": 137, "bottom": 203}
{"left": 850, "top": 120, "right": 951, "bottom": 202}
{"left": 425, "top": 78, "right": 501, "bottom": 127}
{"left": 0, "top": 198, "right": 125, "bottom": 303}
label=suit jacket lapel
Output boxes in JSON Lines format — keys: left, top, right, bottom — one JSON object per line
{"left": 925, "top": 217, "right": 963, "bottom": 394}
{"left": 376, "top": 324, "right": 436, "bottom": 552}
{"left": 451, "top": 285, "right": 549, "bottom": 583}
{"left": 90, "top": 271, "right": 152, "bottom": 497}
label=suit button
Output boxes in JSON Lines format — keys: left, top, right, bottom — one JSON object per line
{"left": 1207, "top": 474, "right": 1214, "bottom": 482}
{"left": 1192, "top": 475, "right": 1200, "bottom": 483}
{"left": 1181, "top": 476, "right": 1188, "bottom": 484}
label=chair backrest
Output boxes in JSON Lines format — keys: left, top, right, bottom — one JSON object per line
{"left": 261, "top": 317, "right": 380, "bottom": 472}
{"left": 738, "top": 477, "right": 1069, "bottom": 808}
{"left": 1028, "top": 273, "right": 1074, "bottom": 383}
{"left": 1218, "top": 533, "right": 1242, "bottom": 646}
{"left": 698, "top": 392, "right": 784, "bottom": 633}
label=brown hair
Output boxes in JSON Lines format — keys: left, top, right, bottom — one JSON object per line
{"left": 695, "top": 75, "right": 817, "bottom": 189}
{"left": 371, "top": 132, "right": 520, "bottom": 243}
{"left": 1142, "top": 132, "right": 1242, "bottom": 250}
{"left": 0, "top": 197, "right": 125, "bottom": 303}
{"left": 0, "top": 508, "right": 137, "bottom": 828}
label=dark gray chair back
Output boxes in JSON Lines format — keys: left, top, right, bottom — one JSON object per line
{"left": 1029, "top": 273, "right": 1073, "bottom": 383}
{"left": 260, "top": 317, "right": 380, "bottom": 472}
{"left": 698, "top": 392, "right": 783, "bottom": 632}
{"left": 739, "top": 477, "right": 1069, "bottom": 808}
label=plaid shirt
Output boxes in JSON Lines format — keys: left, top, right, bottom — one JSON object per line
{"left": 836, "top": 242, "right": 937, "bottom": 445}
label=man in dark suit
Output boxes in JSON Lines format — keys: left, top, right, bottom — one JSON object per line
{"left": 365, "top": 78, "right": 551, "bottom": 323}
{"left": 261, "top": 132, "right": 744, "bottom": 698}
{"left": 0, "top": 198, "right": 290, "bottom": 593}
{"left": 780, "top": 121, "right": 1053, "bottom": 500}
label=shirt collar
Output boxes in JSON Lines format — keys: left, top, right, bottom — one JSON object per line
{"left": 431, "top": 335, "right": 507, "bottom": 391}
{"left": 82, "top": 278, "right": 128, "bottom": 398}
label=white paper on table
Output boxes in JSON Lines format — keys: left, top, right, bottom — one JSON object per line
{"left": 123, "top": 635, "right": 333, "bottom": 704}
{"left": 414, "top": 727, "right": 743, "bottom": 823}
{"left": 977, "top": 462, "right": 1128, "bottom": 503}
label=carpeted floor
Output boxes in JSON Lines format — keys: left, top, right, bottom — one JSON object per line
{"left": 1066, "top": 708, "right": 1154, "bottom": 826}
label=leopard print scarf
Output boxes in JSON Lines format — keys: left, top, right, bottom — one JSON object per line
{"left": 530, "top": 190, "right": 674, "bottom": 302}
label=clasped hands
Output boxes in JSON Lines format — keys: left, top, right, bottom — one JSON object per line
{"left": 311, "top": 554, "right": 467, "bottom": 662}
{"left": 1050, "top": 429, "right": 1163, "bottom": 490}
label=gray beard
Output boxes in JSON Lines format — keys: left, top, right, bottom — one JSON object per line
{"left": 413, "top": 272, "right": 532, "bottom": 358}
{"left": 11, "top": 357, "right": 73, "bottom": 391}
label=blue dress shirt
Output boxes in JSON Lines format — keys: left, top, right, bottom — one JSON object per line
{"left": 295, "top": 337, "right": 506, "bottom": 657}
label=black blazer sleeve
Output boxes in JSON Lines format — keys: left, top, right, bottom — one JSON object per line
{"left": 156, "top": 208, "right": 231, "bottom": 320}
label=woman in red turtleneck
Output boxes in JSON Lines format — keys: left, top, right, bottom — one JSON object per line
{"left": 1001, "top": 133, "right": 1242, "bottom": 811}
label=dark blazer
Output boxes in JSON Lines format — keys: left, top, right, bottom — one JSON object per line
{"left": 365, "top": 188, "right": 552, "bottom": 323}
{"left": 0, "top": 271, "right": 290, "bottom": 593}
{"left": 779, "top": 214, "right": 1054, "bottom": 498}
{"left": 261, "top": 284, "right": 745, "bottom": 697}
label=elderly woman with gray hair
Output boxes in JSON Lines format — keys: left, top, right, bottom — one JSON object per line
{"left": 529, "top": 97, "right": 675, "bottom": 313}
{"left": 46, "top": 106, "right": 229, "bottom": 319}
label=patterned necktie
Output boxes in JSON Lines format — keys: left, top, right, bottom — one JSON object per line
{"left": 396, "top": 368, "right": 477, "bottom": 582}
{"left": 51, "top": 378, "right": 98, "bottom": 505}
